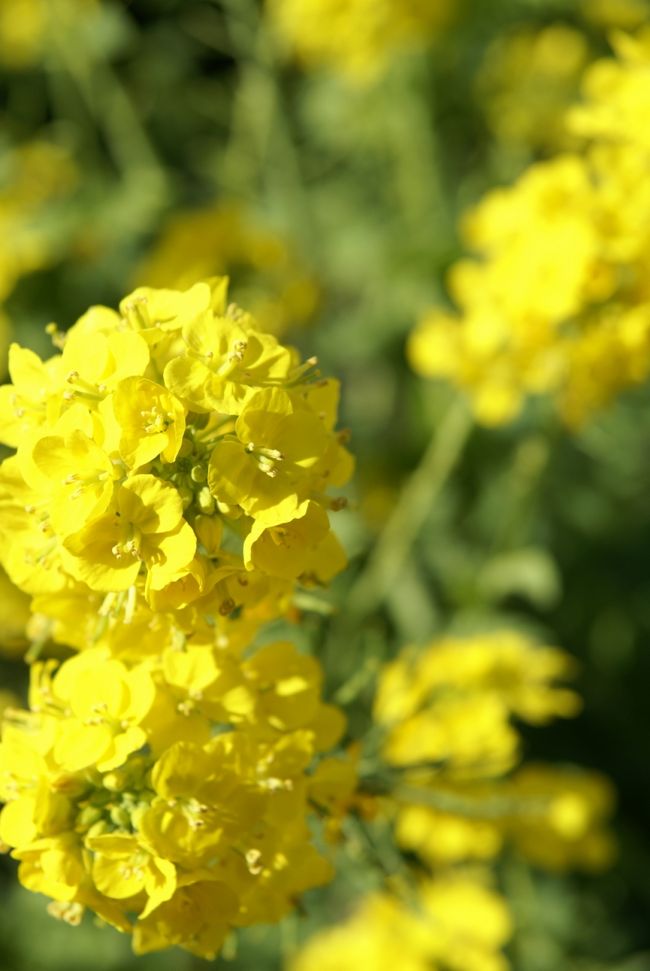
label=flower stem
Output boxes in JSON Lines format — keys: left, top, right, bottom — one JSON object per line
{"left": 345, "top": 395, "right": 472, "bottom": 621}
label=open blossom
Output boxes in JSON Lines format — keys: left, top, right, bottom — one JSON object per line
{"left": 0, "top": 278, "right": 352, "bottom": 658}
{"left": 410, "top": 30, "right": 650, "bottom": 427}
{"left": 0, "top": 642, "right": 356, "bottom": 957}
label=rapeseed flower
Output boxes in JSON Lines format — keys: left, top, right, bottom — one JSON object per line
{"left": 373, "top": 632, "right": 614, "bottom": 876}
{"left": 0, "top": 641, "right": 353, "bottom": 957}
{"left": 410, "top": 29, "right": 650, "bottom": 426}
{"left": 0, "top": 278, "right": 352, "bottom": 657}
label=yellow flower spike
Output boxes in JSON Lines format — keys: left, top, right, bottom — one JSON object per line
{"left": 289, "top": 878, "right": 511, "bottom": 971}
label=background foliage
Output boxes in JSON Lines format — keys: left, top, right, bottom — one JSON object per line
{"left": 1, "top": 0, "right": 649, "bottom": 968}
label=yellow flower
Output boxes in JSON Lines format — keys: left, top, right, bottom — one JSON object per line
{"left": 0, "top": 279, "right": 350, "bottom": 654}
{"left": 112, "top": 377, "right": 186, "bottom": 468}
{"left": 0, "top": 639, "right": 352, "bottom": 957}
{"left": 0, "top": 0, "right": 97, "bottom": 68}
{"left": 410, "top": 29, "right": 650, "bottom": 426}
{"left": 133, "top": 202, "right": 319, "bottom": 335}
{"left": 476, "top": 25, "right": 590, "bottom": 154}
{"left": 371, "top": 630, "right": 614, "bottom": 878}
{"left": 243, "top": 500, "right": 347, "bottom": 582}
{"left": 63, "top": 474, "right": 196, "bottom": 592}
{"left": 506, "top": 764, "right": 617, "bottom": 872}
{"left": 267, "top": 0, "right": 454, "bottom": 82}
{"left": 289, "top": 877, "right": 512, "bottom": 971}
{"left": 374, "top": 631, "right": 580, "bottom": 774}
{"left": 0, "top": 141, "right": 77, "bottom": 302}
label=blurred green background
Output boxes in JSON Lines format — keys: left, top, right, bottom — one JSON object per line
{"left": 1, "top": 0, "right": 650, "bottom": 968}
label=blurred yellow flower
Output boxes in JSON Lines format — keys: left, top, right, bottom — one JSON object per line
{"left": 267, "top": 0, "right": 454, "bottom": 82}
{"left": 410, "top": 29, "right": 650, "bottom": 427}
{"left": 374, "top": 630, "right": 580, "bottom": 775}
{"left": 581, "top": 0, "right": 650, "bottom": 30}
{"left": 0, "top": 0, "right": 97, "bottom": 68}
{"left": 0, "top": 140, "right": 77, "bottom": 302}
{"left": 477, "top": 25, "right": 590, "bottom": 154}
{"left": 370, "top": 631, "right": 615, "bottom": 881}
{"left": 289, "top": 876, "right": 512, "bottom": 971}
{"left": 133, "top": 204, "right": 319, "bottom": 336}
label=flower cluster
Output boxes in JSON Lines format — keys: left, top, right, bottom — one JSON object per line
{"left": 267, "top": 0, "right": 454, "bottom": 82}
{"left": 0, "top": 642, "right": 355, "bottom": 957}
{"left": 374, "top": 631, "right": 614, "bottom": 873}
{"left": 293, "top": 631, "right": 612, "bottom": 971}
{"left": 289, "top": 876, "right": 512, "bottom": 971}
{"left": 0, "top": 278, "right": 352, "bottom": 658}
{"left": 410, "top": 30, "right": 650, "bottom": 427}
{"left": 134, "top": 204, "right": 319, "bottom": 336}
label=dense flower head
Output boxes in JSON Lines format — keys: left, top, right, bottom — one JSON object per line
{"left": 133, "top": 203, "right": 319, "bottom": 336}
{"left": 409, "top": 29, "right": 650, "bottom": 427}
{"left": 0, "top": 278, "right": 352, "bottom": 658}
{"left": 289, "top": 876, "right": 512, "bottom": 971}
{"left": 0, "top": 641, "right": 355, "bottom": 957}
{"left": 267, "top": 0, "right": 454, "bottom": 82}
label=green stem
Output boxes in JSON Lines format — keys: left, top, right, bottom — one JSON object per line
{"left": 344, "top": 395, "right": 473, "bottom": 621}
{"left": 392, "top": 784, "right": 549, "bottom": 821}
